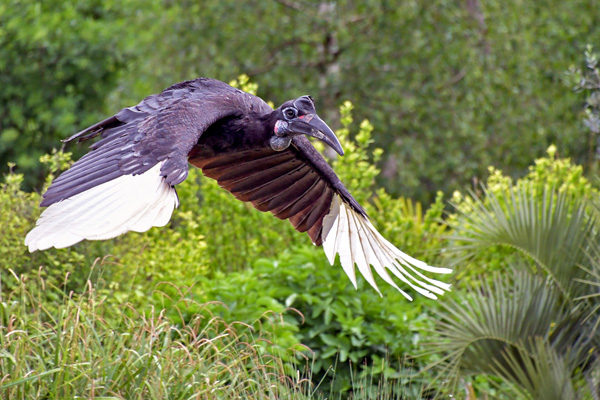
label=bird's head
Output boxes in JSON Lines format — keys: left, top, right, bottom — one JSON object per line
{"left": 271, "top": 96, "right": 344, "bottom": 155}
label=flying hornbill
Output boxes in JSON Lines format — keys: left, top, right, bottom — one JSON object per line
{"left": 25, "top": 78, "right": 451, "bottom": 299}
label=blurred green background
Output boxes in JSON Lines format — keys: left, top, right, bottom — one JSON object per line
{"left": 3, "top": 0, "right": 598, "bottom": 203}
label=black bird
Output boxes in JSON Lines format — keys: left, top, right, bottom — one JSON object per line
{"left": 25, "top": 78, "right": 450, "bottom": 299}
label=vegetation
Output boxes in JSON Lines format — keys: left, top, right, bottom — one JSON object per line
{"left": 2, "top": 1, "right": 600, "bottom": 398}
{"left": 4, "top": 111, "right": 600, "bottom": 397}
{"left": 436, "top": 182, "right": 600, "bottom": 398}
{"left": 0, "top": 274, "right": 314, "bottom": 399}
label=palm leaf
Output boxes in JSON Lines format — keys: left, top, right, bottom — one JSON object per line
{"left": 428, "top": 269, "right": 566, "bottom": 376}
{"left": 448, "top": 185, "right": 597, "bottom": 299}
{"left": 428, "top": 268, "right": 599, "bottom": 395}
{"left": 575, "top": 244, "right": 600, "bottom": 336}
{"left": 491, "top": 338, "right": 582, "bottom": 400}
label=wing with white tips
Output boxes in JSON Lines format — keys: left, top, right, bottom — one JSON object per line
{"left": 322, "top": 194, "right": 452, "bottom": 300}
{"left": 25, "top": 163, "right": 179, "bottom": 251}
{"left": 26, "top": 78, "right": 270, "bottom": 251}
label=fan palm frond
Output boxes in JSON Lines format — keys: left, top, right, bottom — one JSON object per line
{"left": 429, "top": 269, "right": 568, "bottom": 378}
{"left": 449, "top": 185, "right": 597, "bottom": 299}
{"left": 491, "top": 338, "right": 583, "bottom": 400}
{"left": 429, "top": 268, "right": 599, "bottom": 395}
{"left": 575, "top": 245, "right": 600, "bottom": 337}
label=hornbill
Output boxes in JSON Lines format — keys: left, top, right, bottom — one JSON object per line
{"left": 25, "top": 78, "right": 451, "bottom": 300}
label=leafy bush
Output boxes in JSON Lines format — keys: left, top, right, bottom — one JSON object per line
{"left": 0, "top": 158, "right": 100, "bottom": 301}
{"left": 189, "top": 245, "right": 443, "bottom": 395}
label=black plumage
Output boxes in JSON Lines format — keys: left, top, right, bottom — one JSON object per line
{"left": 26, "top": 78, "right": 451, "bottom": 299}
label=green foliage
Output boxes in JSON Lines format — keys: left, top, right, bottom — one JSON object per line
{"left": 448, "top": 148, "right": 600, "bottom": 278}
{"left": 451, "top": 186, "right": 597, "bottom": 296}
{"left": 567, "top": 44, "right": 600, "bottom": 174}
{"left": 6, "top": 20, "right": 600, "bottom": 392}
{"left": 0, "top": 166, "right": 37, "bottom": 272}
{"left": 181, "top": 246, "right": 439, "bottom": 396}
{"left": 176, "top": 168, "right": 299, "bottom": 271}
{"left": 453, "top": 145, "right": 598, "bottom": 206}
{"left": 432, "top": 269, "right": 598, "bottom": 399}
{"left": 494, "top": 339, "right": 580, "bottom": 400}
{"left": 229, "top": 73, "right": 260, "bottom": 96}
{"left": 579, "top": 249, "right": 600, "bottom": 336}
{"left": 4, "top": 0, "right": 599, "bottom": 203}
{"left": 107, "top": 0, "right": 600, "bottom": 204}
{"left": 0, "top": 275, "right": 433, "bottom": 400}
{"left": 0, "top": 160, "right": 99, "bottom": 302}
{"left": 0, "top": 0, "right": 140, "bottom": 189}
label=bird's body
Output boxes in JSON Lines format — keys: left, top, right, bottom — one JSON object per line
{"left": 26, "top": 78, "right": 451, "bottom": 299}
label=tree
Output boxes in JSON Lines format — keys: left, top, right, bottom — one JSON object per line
{"left": 0, "top": 0, "right": 137, "bottom": 188}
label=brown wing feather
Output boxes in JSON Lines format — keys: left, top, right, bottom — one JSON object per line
{"left": 243, "top": 166, "right": 310, "bottom": 205}
{"left": 225, "top": 162, "right": 303, "bottom": 193}
{"left": 204, "top": 152, "right": 295, "bottom": 181}
{"left": 190, "top": 146, "right": 336, "bottom": 245}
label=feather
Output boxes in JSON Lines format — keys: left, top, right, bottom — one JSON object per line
{"left": 331, "top": 196, "right": 357, "bottom": 288}
{"left": 321, "top": 194, "right": 452, "bottom": 299}
{"left": 25, "top": 163, "right": 179, "bottom": 252}
{"left": 347, "top": 205, "right": 379, "bottom": 293}
{"left": 206, "top": 152, "right": 295, "bottom": 181}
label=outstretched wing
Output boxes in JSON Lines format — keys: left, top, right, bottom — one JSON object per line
{"left": 190, "top": 136, "right": 451, "bottom": 300}
{"left": 26, "top": 78, "right": 270, "bottom": 252}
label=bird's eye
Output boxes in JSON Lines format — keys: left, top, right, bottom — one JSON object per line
{"left": 283, "top": 107, "right": 297, "bottom": 120}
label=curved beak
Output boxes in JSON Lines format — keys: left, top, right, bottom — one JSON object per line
{"left": 293, "top": 114, "right": 344, "bottom": 156}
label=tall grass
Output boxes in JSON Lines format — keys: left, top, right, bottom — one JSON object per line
{"left": 0, "top": 266, "right": 315, "bottom": 399}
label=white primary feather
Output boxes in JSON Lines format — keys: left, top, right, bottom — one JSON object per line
{"left": 25, "top": 163, "right": 179, "bottom": 252}
{"left": 322, "top": 194, "right": 452, "bottom": 300}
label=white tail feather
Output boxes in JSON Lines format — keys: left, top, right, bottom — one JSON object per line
{"left": 347, "top": 205, "right": 378, "bottom": 292}
{"left": 321, "top": 194, "right": 451, "bottom": 300}
{"left": 332, "top": 196, "right": 358, "bottom": 288}
{"left": 25, "top": 163, "right": 179, "bottom": 252}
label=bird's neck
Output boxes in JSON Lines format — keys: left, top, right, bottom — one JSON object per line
{"left": 194, "top": 112, "right": 275, "bottom": 155}
{"left": 230, "top": 112, "right": 274, "bottom": 146}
